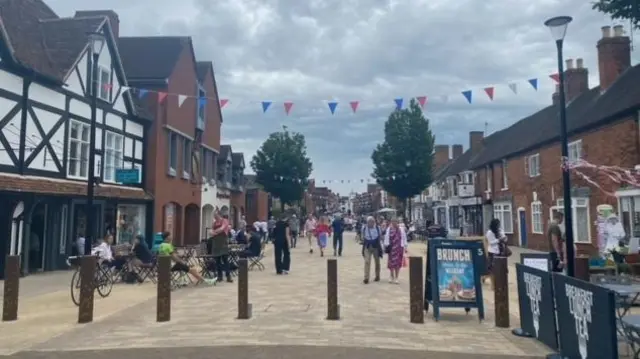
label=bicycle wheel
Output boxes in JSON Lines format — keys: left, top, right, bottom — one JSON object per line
{"left": 96, "top": 268, "right": 114, "bottom": 298}
{"left": 70, "top": 270, "right": 81, "bottom": 306}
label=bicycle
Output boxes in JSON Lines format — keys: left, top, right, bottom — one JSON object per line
{"left": 68, "top": 256, "right": 115, "bottom": 306}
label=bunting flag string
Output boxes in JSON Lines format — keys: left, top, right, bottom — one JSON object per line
{"left": 114, "top": 71, "right": 558, "bottom": 116}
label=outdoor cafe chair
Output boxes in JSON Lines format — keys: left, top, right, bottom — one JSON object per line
{"left": 248, "top": 242, "right": 267, "bottom": 271}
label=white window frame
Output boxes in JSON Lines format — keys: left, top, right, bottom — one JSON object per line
{"left": 501, "top": 159, "right": 508, "bottom": 190}
{"left": 568, "top": 140, "right": 582, "bottom": 163}
{"left": 531, "top": 201, "right": 543, "bottom": 234}
{"left": 98, "top": 65, "right": 111, "bottom": 101}
{"left": 197, "top": 85, "right": 206, "bottom": 129}
{"left": 168, "top": 132, "right": 177, "bottom": 176}
{"left": 493, "top": 202, "right": 513, "bottom": 233}
{"left": 527, "top": 154, "right": 540, "bottom": 177}
{"left": 104, "top": 131, "right": 124, "bottom": 183}
{"left": 67, "top": 120, "right": 90, "bottom": 179}
{"left": 182, "top": 138, "right": 191, "bottom": 179}
{"left": 549, "top": 198, "right": 591, "bottom": 244}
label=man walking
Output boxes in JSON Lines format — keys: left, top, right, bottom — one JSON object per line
{"left": 289, "top": 214, "right": 300, "bottom": 248}
{"left": 273, "top": 215, "right": 291, "bottom": 275}
{"left": 361, "top": 216, "right": 382, "bottom": 283}
{"left": 332, "top": 215, "right": 345, "bottom": 256}
{"left": 548, "top": 211, "right": 565, "bottom": 272}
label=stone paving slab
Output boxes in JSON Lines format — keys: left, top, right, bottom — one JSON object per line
{"left": 17, "top": 233, "right": 551, "bottom": 357}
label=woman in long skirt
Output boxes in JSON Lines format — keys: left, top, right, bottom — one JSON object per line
{"left": 383, "top": 218, "right": 407, "bottom": 284}
{"left": 314, "top": 216, "right": 332, "bottom": 257}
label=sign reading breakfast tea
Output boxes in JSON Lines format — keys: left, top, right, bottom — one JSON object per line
{"left": 424, "top": 239, "right": 485, "bottom": 321}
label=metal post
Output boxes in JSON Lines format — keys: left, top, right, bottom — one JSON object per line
{"left": 156, "top": 255, "right": 171, "bottom": 322}
{"left": 78, "top": 255, "right": 96, "bottom": 323}
{"left": 237, "top": 259, "right": 252, "bottom": 319}
{"left": 2, "top": 255, "right": 20, "bottom": 321}
{"left": 327, "top": 259, "right": 339, "bottom": 320}
{"left": 493, "top": 256, "right": 509, "bottom": 328}
{"left": 85, "top": 53, "right": 99, "bottom": 255}
{"left": 409, "top": 256, "right": 424, "bottom": 324}
{"left": 556, "top": 39, "right": 575, "bottom": 277}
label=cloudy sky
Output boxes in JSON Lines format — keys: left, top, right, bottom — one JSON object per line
{"left": 49, "top": 0, "right": 639, "bottom": 195}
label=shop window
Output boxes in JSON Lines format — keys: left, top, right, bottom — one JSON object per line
{"left": 493, "top": 202, "right": 513, "bottom": 233}
{"left": 117, "top": 205, "right": 146, "bottom": 244}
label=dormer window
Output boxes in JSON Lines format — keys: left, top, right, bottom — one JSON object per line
{"left": 98, "top": 66, "right": 111, "bottom": 101}
{"left": 197, "top": 85, "right": 206, "bottom": 130}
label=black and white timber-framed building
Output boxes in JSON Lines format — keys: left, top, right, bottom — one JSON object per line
{"left": 0, "top": 1, "right": 153, "bottom": 277}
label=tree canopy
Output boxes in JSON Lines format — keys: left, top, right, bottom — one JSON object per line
{"left": 592, "top": 0, "right": 640, "bottom": 28}
{"left": 371, "top": 99, "right": 435, "bottom": 201}
{"left": 251, "top": 128, "right": 313, "bottom": 209}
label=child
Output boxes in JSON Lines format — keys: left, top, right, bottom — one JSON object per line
{"left": 314, "top": 216, "right": 332, "bottom": 257}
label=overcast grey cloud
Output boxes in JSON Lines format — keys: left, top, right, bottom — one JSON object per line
{"left": 48, "top": 0, "right": 639, "bottom": 195}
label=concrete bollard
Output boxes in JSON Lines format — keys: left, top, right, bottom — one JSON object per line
{"left": 2, "top": 255, "right": 20, "bottom": 321}
{"left": 409, "top": 256, "right": 424, "bottom": 324}
{"left": 575, "top": 256, "right": 590, "bottom": 282}
{"left": 327, "top": 259, "right": 340, "bottom": 320}
{"left": 78, "top": 255, "right": 97, "bottom": 324}
{"left": 156, "top": 255, "right": 171, "bottom": 322}
{"left": 492, "top": 256, "right": 509, "bottom": 328}
{"left": 237, "top": 258, "right": 252, "bottom": 319}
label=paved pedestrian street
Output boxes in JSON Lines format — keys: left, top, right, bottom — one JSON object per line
{"left": 0, "top": 233, "right": 552, "bottom": 359}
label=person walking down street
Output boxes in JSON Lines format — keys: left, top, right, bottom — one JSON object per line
{"left": 267, "top": 216, "right": 276, "bottom": 243}
{"left": 548, "top": 211, "right": 566, "bottom": 272}
{"left": 331, "top": 215, "right": 345, "bottom": 256}
{"left": 361, "top": 216, "right": 383, "bottom": 284}
{"left": 304, "top": 214, "right": 317, "bottom": 254}
{"left": 314, "top": 216, "right": 332, "bottom": 257}
{"left": 273, "top": 215, "right": 291, "bottom": 275}
{"left": 486, "top": 218, "right": 507, "bottom": 285}
{"left": 384, "top": 218, "right": 408, "bottom": 284}
{"left": 210, "top": 212, "right": 233, "bottom": 283}
{"left": 289, "top": 214, "right": 300, "bottom": 249}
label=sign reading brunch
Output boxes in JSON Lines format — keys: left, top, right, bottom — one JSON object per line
{"left": 425, "top": 239, "right": 485, "bottom": 321}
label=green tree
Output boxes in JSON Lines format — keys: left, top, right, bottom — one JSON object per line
{"left": 592, "top": 0, "right": 640, "bottom": 28}
{"left": 251, "top": 127, "right": 313, "bottom": 212}
{"left": 371, "top": 99, "right": 435, "bottom": 213}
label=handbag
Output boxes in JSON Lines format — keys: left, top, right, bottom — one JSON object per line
{"left": 402, "top": 256, "right": 408, "bottom": 268}
{"left": 499, "top": 242, "right": 512, "bottom": 257}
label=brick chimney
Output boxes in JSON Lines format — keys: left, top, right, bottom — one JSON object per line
{"left": 564, "top": 58, "right": 589, "bottom": 102}
{"left": 434, "top": 145, "right": 450, "bottom": 171}
{"left": 452, "top": 144, "right": 463, "bottom": 159}
{"left": 597, "top": 25, "right": 630, "bottom": 92}
{"left": 75, "top": 10, "right": 120, "bottom": 39}
{"left": 469, "top": 131, "right": 484, "bottom": 154}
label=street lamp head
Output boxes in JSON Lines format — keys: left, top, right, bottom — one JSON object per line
{"left": 544, "top": 16, "right": 572, "bottom": 41}
{"left": 88, "top": 32, "right": 105, "bottom": 56}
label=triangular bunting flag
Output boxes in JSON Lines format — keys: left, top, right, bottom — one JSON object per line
{"left": 138, "top": 89, "right": 148, "bottom": 98}
{"left": 416, "top": 96, "right": 427, "bottom": 109}
{"left": 394, "top": 98, "right": 403, "bottom": 110}
{"left": 549, "top": 73, "right": 560, "bottom": 83}
{"left": 484, "top": 87, "right": 494, "bottom": 101}
{"left": 528, "top": 78, "right": 538, "bottom": 90}
{"left": 198, "top": 97, "right": 207, "bottom": 108}
{"left": 219, "top": 99, "right": 229, "bottom": 109}
{"left": 350, "top": 101, "right": 359, "bottom": 113}
{"left": 284, "top": 102, "right": 294, "bottom": 115}
{"left": 178, "top": 95, "right": 187, "bottom": 107}
{"left": 261, "top": 101, "right": 271, "bottom": 113}
{"left": 158, "top": 92, "right": 168, "bottom": 104}
{"left": 508, "top": 83, "right": 518, "bottom": 94}
{"left": 328, "top": 102, "right": 338, "bottom": 115}
{"left": 462, "top": 90, "right": 472, "bottom": 104}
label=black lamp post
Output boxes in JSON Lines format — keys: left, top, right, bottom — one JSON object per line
{"left": 84, "top": 32, "right": 106, "bottom": 255}
{"left": 544, "top": 16, "right": 575, "bottom": 277}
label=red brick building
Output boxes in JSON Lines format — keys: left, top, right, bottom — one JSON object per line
{"left": 470, "top": 25, "right": 640, "bottom": 252}
{"left": 244, "top": 175, "right": 269, "bottom": 224}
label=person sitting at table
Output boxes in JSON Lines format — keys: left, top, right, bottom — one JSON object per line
{"left": 128, "top": 235, "right": 153, "bottom": 273}
{"left": 158, "top": 231, "right": 214, "bottom": 285}
{"left": 239, "top": 225, "right": 262, "bottom": 259}
{"left": 235, "top": 226, "right": 248, "bottom": 245}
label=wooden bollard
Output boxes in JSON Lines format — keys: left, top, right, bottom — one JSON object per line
{"left": 156, "top": 255, "right": 171, "bottom": 322}
{"left": 237, "top": 258, "right": 252, "bottom": 319}
{"left": 409, "top": 256, "right": 424, "bottom": 324}
{"left": 575, "top": 256, "right": 590, "bottom": 282}
{"left": 2, "top": 255, "right": 20, "bottom": 321}
{"left": 327, "top": 259, "right": 339, "bottom": 320}
{"left": 78, "top": 255, "right": 97, "bottom": 324}
{"left": 492, "top": 256, "right": 509, "bottom": 328}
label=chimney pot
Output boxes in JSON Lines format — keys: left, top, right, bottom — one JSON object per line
{"left": 452, "top": 144, "right": 463, "bottom": 160}
{"left": 576, "top": 58, "right": 584, "bottom": 68}
{"left": 602, "top": 25, "right": 611, "bottom": 38}
{"left": 566, "top": 59, "right": 574, "bottom": 69}
{"left": 614, "top": 25, "right": 624, "bottom": 37}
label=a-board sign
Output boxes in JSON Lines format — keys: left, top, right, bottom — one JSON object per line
{"left": 520, "top": 252, "right": 551, "bottom": 272}
{"left": 424, "top": 238, "right": 485, "bottom": 321}
{"left": 515, "top": 263, "right": 558, "bottom": 351}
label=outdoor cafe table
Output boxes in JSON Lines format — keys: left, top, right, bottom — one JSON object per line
{"left": 598, "top": 282, "right": 640, "bottom": 352}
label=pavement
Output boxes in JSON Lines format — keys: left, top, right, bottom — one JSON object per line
{"left": 0, "top": 233, "right": 552, "bottom": 359}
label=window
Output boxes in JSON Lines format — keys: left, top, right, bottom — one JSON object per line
{"left": 209, "top": 152, "right": 217, "bottom": 184}
{"left": 67, "top": 120, "right": 90, "bottom": 178}
{"left": 493, "top": 203, "right": 513, "bottom": 233}
{"left": 531, "top": 201, "right": 543, "bottom": 234}
{"left": 449, "top": 206, "right": 460, "bottom": 229}
{"left": 568, "top": 140, "right": 582, "bottom": 162}
{"left": 551, "top": 198, "right": 591, "bottom": 244}
{"left": 527, "top": 154, "right": 540, "bottom": 177}
{"left": 502, "top": 159, "right": 508, "bottom": 189}
{"left": 182, "top": 138, "right": 191, "bottom": 179}
{"left": 104, "top": 132, "right": 123, "bottom": 182}
{"left": 98, "top": 66, "right": 110, "bottom": 101}
{"left": 201, "top": 149, "right": 208, "bottom": 183}
{"left": 168, "top": 132, "right": 177, "bottom": 176}
{"left": 59, "top": 205, "right": 68, "bottom": 254}
{"left": 486, "top": 166, "right": 492, "bottom": 192}
{"left": 620, "top": 196, "right": 640, "bottom": 238}
{"left": 197, "top": 86, "right": 206, "bottom": 130}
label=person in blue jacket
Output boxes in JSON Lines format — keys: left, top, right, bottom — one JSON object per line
{"left": 331, "top": 215, "right": 345, "bottom": 256}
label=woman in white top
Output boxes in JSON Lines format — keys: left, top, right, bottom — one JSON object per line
{"left": 304, "top": 214, "right": 317, "bottom": 254}
{"left": 486, "top": 218, "right": 506, "bottom": 272}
